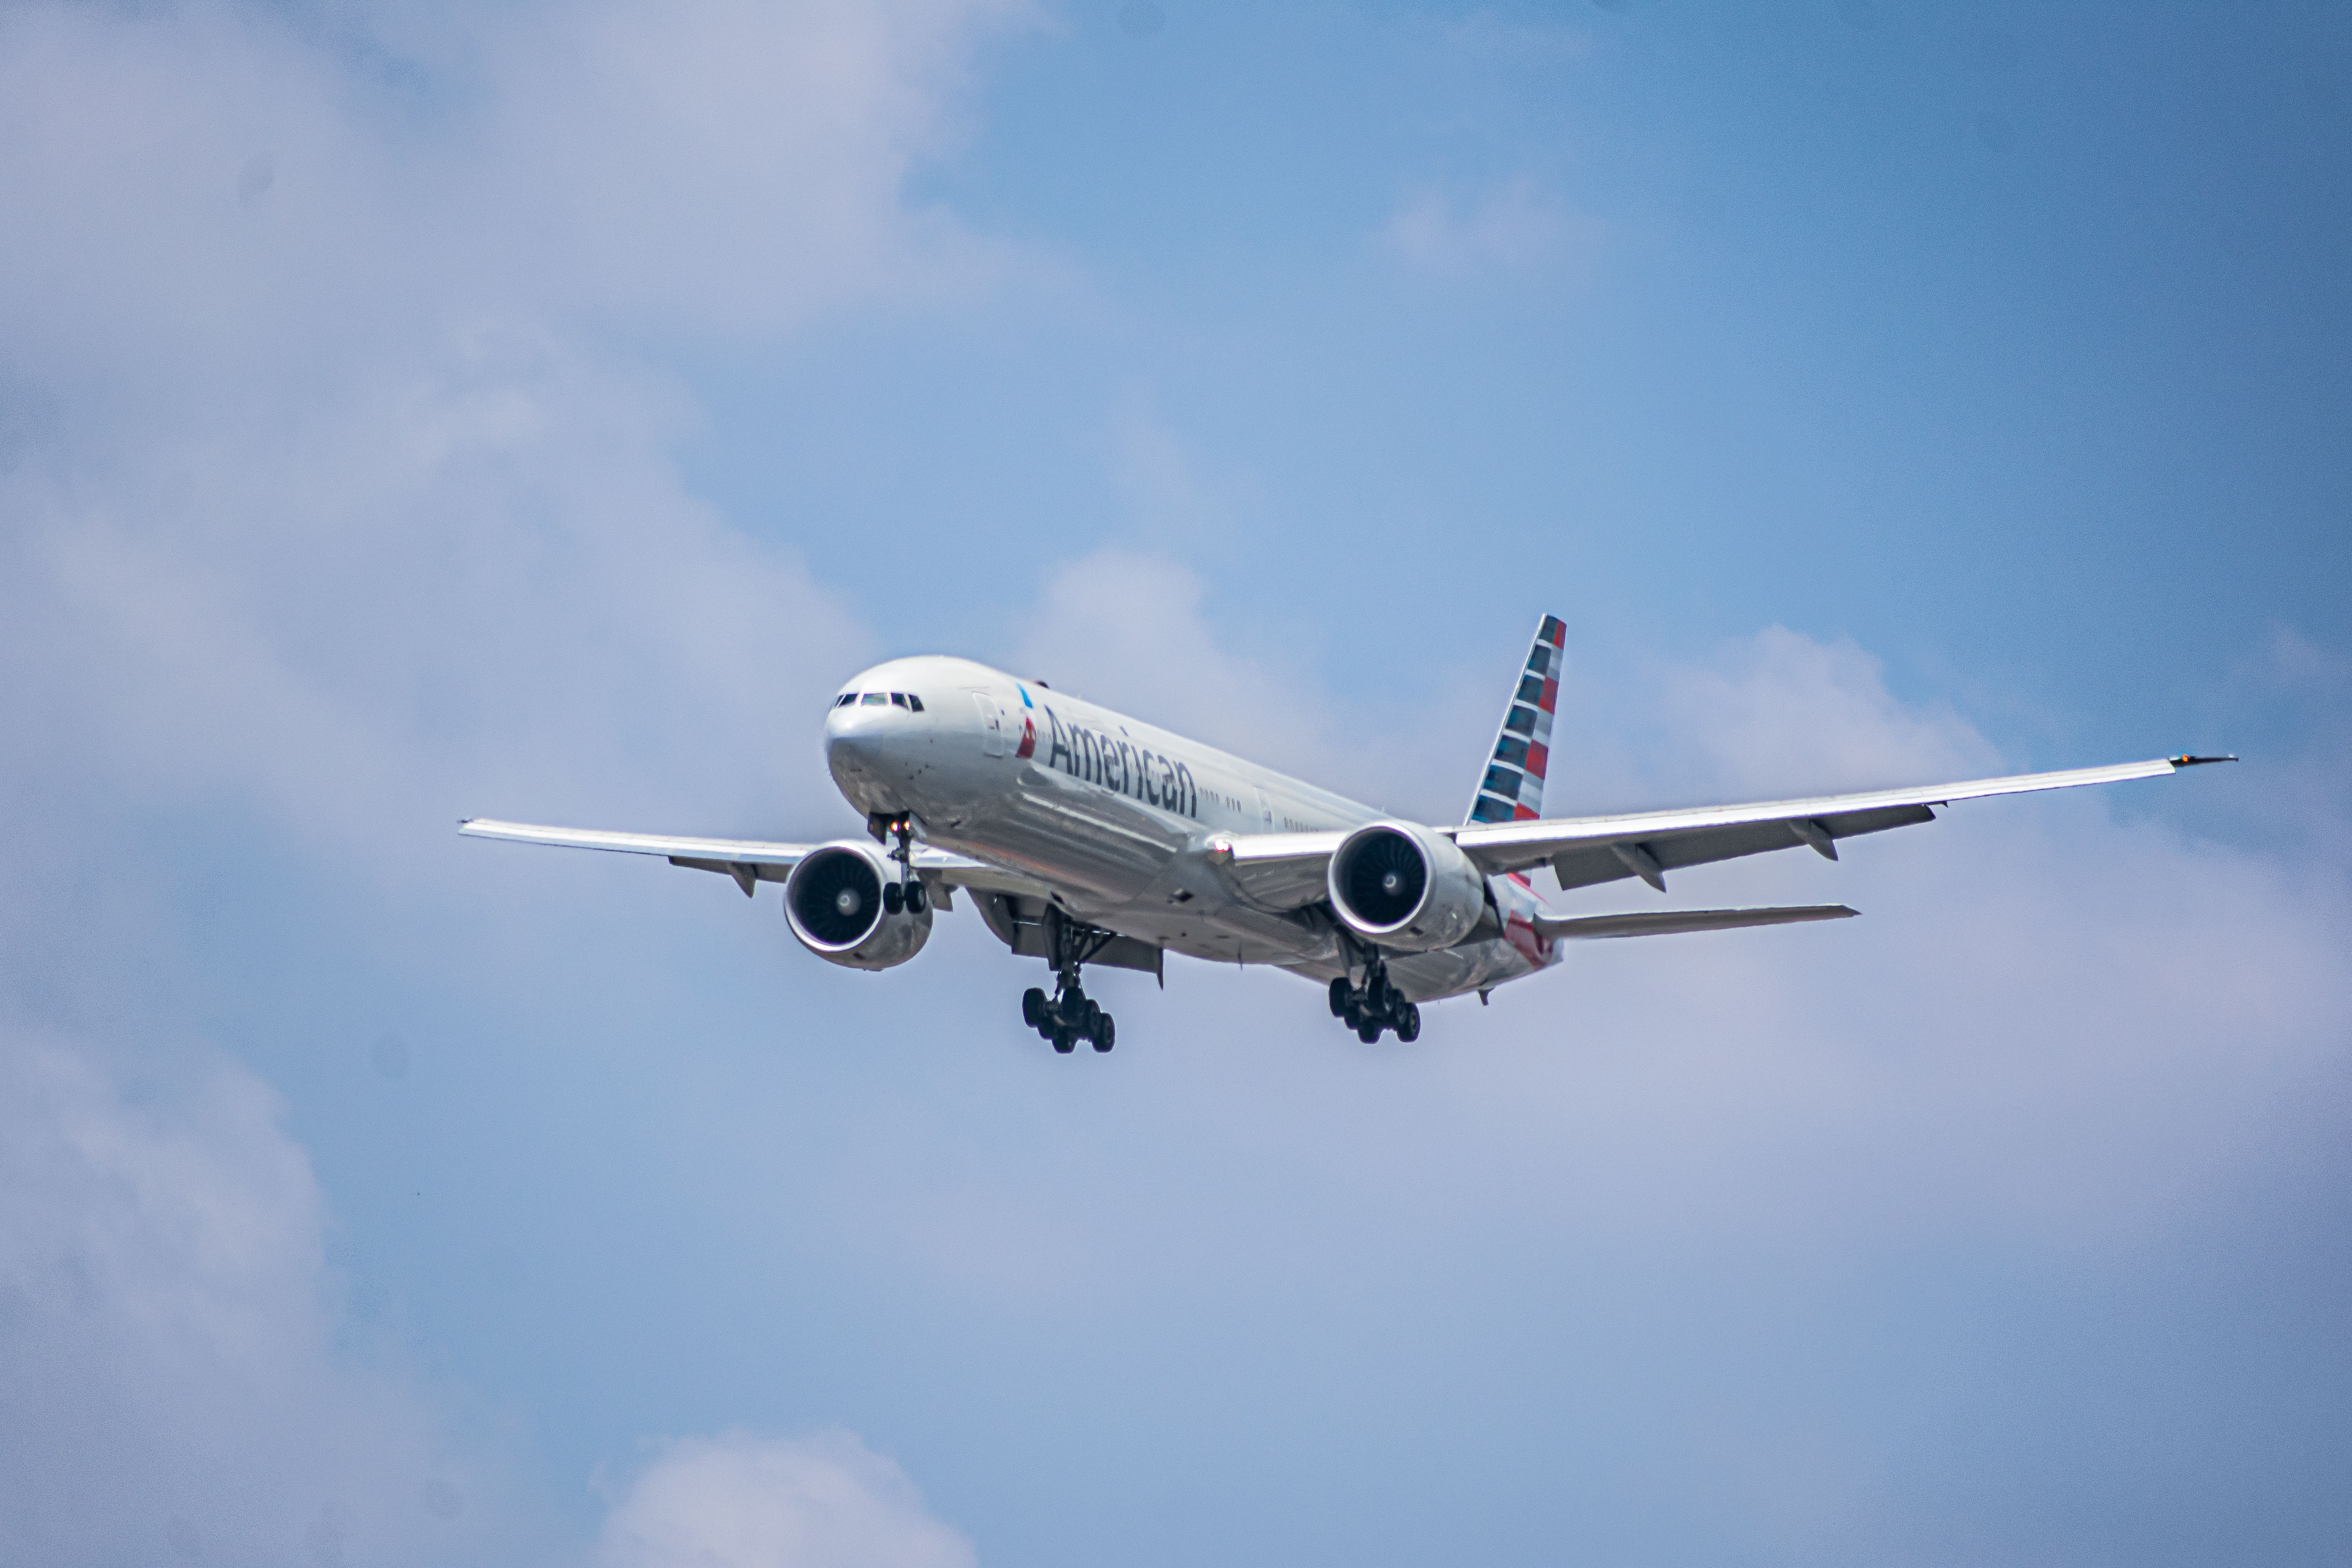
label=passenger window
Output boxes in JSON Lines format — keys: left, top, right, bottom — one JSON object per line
{"left": 862, "top": 692, "right": 886, "bottom": 706}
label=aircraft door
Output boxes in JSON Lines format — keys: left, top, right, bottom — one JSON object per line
{"left": 1254, "top": 787, "right": 1275, "bottom": 831}
{"left": 971, "top": 691, "right": 1004, "bottom": 758}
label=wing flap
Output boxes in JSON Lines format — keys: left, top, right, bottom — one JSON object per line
{"left": 1548, "top": 804, "right": 1937, "bottom": 890}
{"left": 1535, "top": 904, "right": 1857, "bottom": 939}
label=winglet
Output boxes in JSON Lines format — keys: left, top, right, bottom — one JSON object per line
{"left": 2170, "top": 754, "right": 2237, "bottom": 767}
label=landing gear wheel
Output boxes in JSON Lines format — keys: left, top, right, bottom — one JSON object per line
{"left": 1052, "top": 1029, "right": 1076, "bottom": 1054}
{"left": 1022, "top": 987, "right": 1046, "bottom": 1029}
{"left": 1092, "top": 1014, "right": 1115, "bottom": 1052}
{"left": 1396, "top": 1002, "right": 1421, "bottom": 1043}
{"left": 1328, "top": 976, "right": 1350, "bottom": 1017}
{"left": 882, "top": 882, "right": 905, "bottom": 915}
{"left": 905, "top": 880, "right": 928, "bottom": 914}
{"left": 1357, "top": 1021, "right": 1383, "bottom": 1044}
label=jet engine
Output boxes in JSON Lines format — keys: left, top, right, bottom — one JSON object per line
{"left": 1326, "top": 820, "right": 1488, "bottom": 953}
{"left": 784, "top": 841, "right": 932, "bottom": 970}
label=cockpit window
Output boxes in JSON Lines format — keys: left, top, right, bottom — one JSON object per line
{"left": 833, "top": 693, "right": 855, "bottom": 707}
{"left": 889, "top": 692, "right": 909, "bottom": 708}
{"left": 861, "top": 692, "right": 886, "bottom": 706}
{"left": 906, "top": 693, "right": 924, "bottom": 712}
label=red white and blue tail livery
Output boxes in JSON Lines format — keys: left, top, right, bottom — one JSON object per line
{"left": 1469, "top": 614, "right": 1566, "bottom": 825}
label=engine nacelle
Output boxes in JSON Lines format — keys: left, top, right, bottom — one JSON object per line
{"left": 1327, "top": 820, "right": 1488, "bottom": 953}
{"left": 783, "top": 841, "right": 932, "bottom": 970}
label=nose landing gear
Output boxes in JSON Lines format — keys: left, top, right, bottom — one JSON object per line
{"left": 1020, "top": 907, "right": 1118, "bottom": 1054}
{"left": 1330, "top": 958, "right": 1419, "bottom": 1044}
{"left": 872, "top": 813, "right": 929, "bottom": 916}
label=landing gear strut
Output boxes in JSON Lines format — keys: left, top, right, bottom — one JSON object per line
{"left": 1330, "top": 953, "right": 1419, "bottom": 1043}
{"left": 875, "top": 813, "right": 928, "bottom": 916}
{"left": 1021, "top": 906, "right": 1118, "bottom": 1054}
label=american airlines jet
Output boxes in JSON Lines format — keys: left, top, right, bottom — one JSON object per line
{"left": 462, "top": 617, "right": 2232, "bottom": 1053}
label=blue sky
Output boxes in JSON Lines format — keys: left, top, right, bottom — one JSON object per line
{"left": 1, "top": 4, "right": 2347, "bottom": 1566}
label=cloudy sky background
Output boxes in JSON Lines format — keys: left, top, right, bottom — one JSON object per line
{"left": 2, "top": 1, "right": 2348, "bottom": 1564}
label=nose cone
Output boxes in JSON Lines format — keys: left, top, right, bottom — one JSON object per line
{"left": 824, "top": 664, "right": 921, "bottom": 815}
{"left": 820, "top": 654, "right": 998, "bottom": 818}
{"left": 823, "top": 693, "right": 889, "bottom": 773}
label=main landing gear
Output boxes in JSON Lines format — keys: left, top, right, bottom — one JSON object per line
{"left": 1024, "top": 984, "right": 1112, "bottom": 1054}
{"left": 1022, "top": 906, "right": 1118, "bottom": 1054}
{"left": 872, "top": 813, "right": 929, "bottom": 916}
{"left": 1330, "top": 958, "right": 1419, "bottom": 1044}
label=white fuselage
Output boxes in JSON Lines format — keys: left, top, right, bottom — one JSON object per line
{"left": 824, "top": 656, "right": 1560, "bottom": 1002}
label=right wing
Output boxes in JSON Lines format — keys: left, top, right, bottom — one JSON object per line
{"left": 456, "top": 818, "right": 1047, "bottom": 902}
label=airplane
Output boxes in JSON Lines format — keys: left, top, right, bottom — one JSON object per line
{"left": 461, "top": 616, "right": 2233, "bottom": 1054}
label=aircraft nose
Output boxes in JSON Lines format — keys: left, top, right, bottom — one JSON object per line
{"left": 824, "top": 691, "right": 925, "bottom": 773}
{"left": 824, "top": 693, "right": 915, "bottom": 814}
{"left": 823, "top": 701, "right": 884, "bottom": 759}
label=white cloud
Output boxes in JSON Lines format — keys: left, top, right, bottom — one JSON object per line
{"left": 1009, "top": 552, "right": 1343, "bottom": 775}
{"left": 0, "top": 0, "right": 1044, "bottom": 877}
{"left": 1381, "top": 175, "right": 1604, "bottom": 278}
{"left": 0, "top": 1026, "right": 532, "bottom": 1567}
{"left": 597, "top": 1431, "right": 975, "bottom": 1568}
{"left": 0, "top": 0, "right": 1033, "bottom": 376}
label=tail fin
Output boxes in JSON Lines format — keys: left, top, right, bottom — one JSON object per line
{"left": 1466, "top": 614, "right": 1565, "bottom": 825}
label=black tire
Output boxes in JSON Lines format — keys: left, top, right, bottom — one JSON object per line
{"left": 906, "top": 880, "right": 929, "bottom": 914}
{"left": 1396, "top": 1002, "right": 1421, "bottom": 1043}
{"left": 1022, "top": 987, "right": 1046, "bottom": 1029}
{"left": 1356, "top": 1021, "right": 1383, "bottom": 1044}
{"left": 882, "top": 882, "right": 905, "bottom": 916}
{"left": 1083, "top": 999, "right": 1103, "bottom": 1034}
{"left": 1053, "top": 1029, "right": 1076, "bottom": 1054}
{"left": 1092, "top": 1014, "right": 1115, "bottom": 1052}
{"left": 1328, "top": 976, "right": 1350, "bottom": 1017}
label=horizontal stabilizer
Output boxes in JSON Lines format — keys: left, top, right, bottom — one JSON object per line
{"left": 1533, "top": 904, "right": 1857, "bottom": 940}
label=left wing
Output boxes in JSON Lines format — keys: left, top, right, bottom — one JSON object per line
{"left": 456, "top": 818, "right": 1036, "bottom": 902}
{"left": 1209, "top": 755, "right": 2232, "bottom": 907}
{"left": 1457, "top": 755, "right": 2229, "bottom": 891}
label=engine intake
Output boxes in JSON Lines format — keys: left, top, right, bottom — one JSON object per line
{"left": 1327, "top": 821, "right": 1488, "bottom": 953}
{"left": 784, "top": 842, "right": 932, "bottom": 970}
